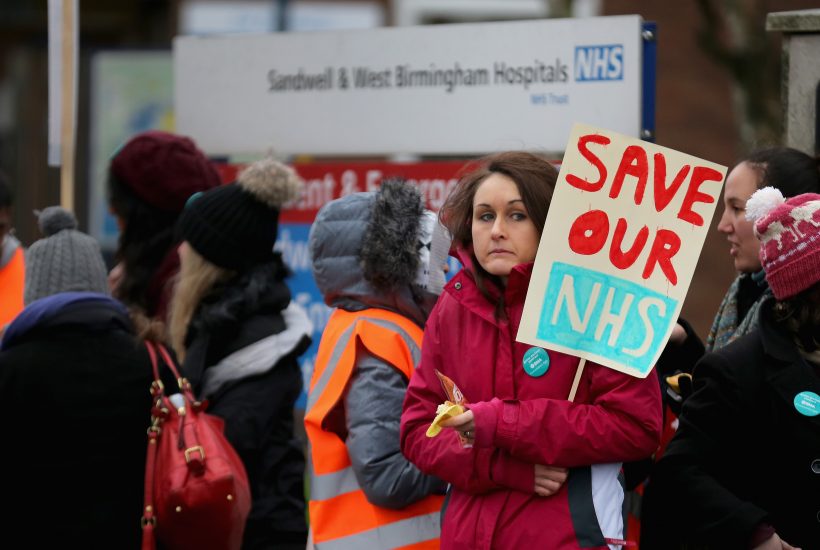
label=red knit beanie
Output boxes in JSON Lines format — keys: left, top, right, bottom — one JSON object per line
{"left": 746, "top": 187, "right": 820, "bottom": 299}
{"left": 110, "top": 130, "right": 221, "bottom": 213}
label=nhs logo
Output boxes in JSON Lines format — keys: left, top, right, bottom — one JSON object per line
{"left": 574, "top": 44, "right": 624, "bottom": 81}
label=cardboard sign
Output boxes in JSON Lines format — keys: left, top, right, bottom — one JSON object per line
{"left": 517, "top": 123, "right": 726, "bottom": 378}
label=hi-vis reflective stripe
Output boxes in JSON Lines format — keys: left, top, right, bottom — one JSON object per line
{"left": 307, "top": 316, "right": 421, "bottom": 414}
{"left": 306, "top": 309, "right": 441, "bottom": 549}
{"left": 307, "top": 323, "right": 355, "bottom": 413}
{"left": 314, "top": 512, "right": 440, "bottom": 550}
{"left": 310, "top": 464, "right": 360, "bottom": 501}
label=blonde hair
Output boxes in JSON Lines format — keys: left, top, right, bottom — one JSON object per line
{"left": 168, "top": 244, "right": 234, "bottom": 362}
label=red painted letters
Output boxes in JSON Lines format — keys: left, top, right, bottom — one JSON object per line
{"left": 609, "top": 218, "right": 649, "bottom": 270}
{"left": 565, "top": 134, "right": 611, "bottom": 192}
{"left": 609, "top": 145, "right": 648, "bottom": 204}
{"left": 653, "top": 154, "right": 690, "bottom": 212}
{"left": 642, "top": 229, "right": 681, "bottom": 284}
{"left": 568, "top": 210, "right": 609, "bottom": 255}
{"left": 677, "top": 166, "right": 722, "bottom": 226}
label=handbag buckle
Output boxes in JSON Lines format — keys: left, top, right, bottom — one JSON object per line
{"left": 184, "top": 445, "right": 205, "bottom": 463}
{"left": 185, "top": 445, "right": 206, "bottom": 475}
{"left": 141, "top": 505, "right": 157, "bottom": 528}
{"left": 141, "top": 515, "right": 157, "bottom": 528}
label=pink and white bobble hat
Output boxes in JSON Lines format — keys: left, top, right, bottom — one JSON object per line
{"left": 745, "top": 187, "right": 820, "bottom": 300}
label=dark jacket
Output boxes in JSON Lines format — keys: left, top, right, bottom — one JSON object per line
{"left": 181, "top": 257, "right": 312, "bottom": 550}
{"left": 0, "top": 293, "right": 155, "bottom": 549}
{"left": 641, "top": 298, "right": 820, "bottom": 550}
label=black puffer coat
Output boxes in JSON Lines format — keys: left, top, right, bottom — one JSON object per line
{"left": 182, "top": 256, "right": 312, "bottom": 550}
{"left": 0, "top": 293, "right": 156, "bottom": 549}
{"left": 641, "top": 298, "right": 820, "bottom": 550}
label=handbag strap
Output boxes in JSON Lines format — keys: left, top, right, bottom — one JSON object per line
{"left": 145, "top": 340, "right": 197, "bottom": 404}
{"left": 142, "top": 422, "right": 159, "bottom": 550}
{"left": 142, "top": 341, "right": 163, "bottom": 549}
{"left": 141, "top": 340, "right": 210, "bottom": 546}
{"left": 142, "top": 340, "right": 202, "bottom": 547}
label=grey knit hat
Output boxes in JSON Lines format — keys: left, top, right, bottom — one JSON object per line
{"left": 24, "top": 206, "right": 109, "bottom": 304}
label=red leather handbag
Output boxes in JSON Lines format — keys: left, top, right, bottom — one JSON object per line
{"left": 141, "top": 341, "right": 251, "bottom": 550}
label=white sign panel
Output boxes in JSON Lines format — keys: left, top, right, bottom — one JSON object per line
{"left": 517, "top": 123, "right": 727, "bottom": 378}
{"left": 174, "top": 16, "right": 643, "bottom": 156}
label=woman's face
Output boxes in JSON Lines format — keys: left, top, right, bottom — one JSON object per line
{"left": 471, "top": 173, "right": 539, "bottom": 283}
{"left": 716, "top": 161, "right": 762, "bottom": 273}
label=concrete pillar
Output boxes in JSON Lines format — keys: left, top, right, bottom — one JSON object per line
{"left": 767, "top": 9, "right": 820, "bottom": 153}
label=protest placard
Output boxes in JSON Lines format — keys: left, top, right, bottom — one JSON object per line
{"left": 517, "top": 123, "right": 727, "bottom": 382}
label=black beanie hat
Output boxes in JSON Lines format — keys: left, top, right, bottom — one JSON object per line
{"left": 177, "top": 157, "right": 303, "bottom": 270}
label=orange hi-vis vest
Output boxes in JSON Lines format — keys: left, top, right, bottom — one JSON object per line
{"left": 0, "top": 246, "right": 24, "bottom": 329}
{"left": 305, "top": 308, "right": 444, "bottom": 550}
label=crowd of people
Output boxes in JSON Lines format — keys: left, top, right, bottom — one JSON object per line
{"left": 0, "top": 130, "right": 817, "bottom": 550}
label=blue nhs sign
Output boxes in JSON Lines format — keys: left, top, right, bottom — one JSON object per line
{"left": 574, "top": 44, "right": 624, "bottom": 81}
{"left": 536, "top": 262, "right": 676, "bottom": 377}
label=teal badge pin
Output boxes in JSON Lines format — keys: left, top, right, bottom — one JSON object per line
{"left": 793, "top": 391, "right": 820, "bottom": 417}
{"left": 523, "top": 347, "right": 550, "bottom": 377}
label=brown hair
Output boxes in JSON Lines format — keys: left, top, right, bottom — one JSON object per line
{"left": 440, "top": 151, "right": 557, "bottom": 315}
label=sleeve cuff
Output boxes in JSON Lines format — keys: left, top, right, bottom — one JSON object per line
{"left": 469, "top": 399, "right": 499, "bottom": 448}
{"left": 472, "top": 398, "right": 520, "bottom": 450}
{"left": 748, "top": 523, "right": 776, "bottom": 548}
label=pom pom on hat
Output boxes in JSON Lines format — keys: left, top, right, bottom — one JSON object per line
{"left": 177, "top": 157, "right": 305, "bottom": 271}
{"left": 237, "top": 157, "right": 303, "bottom": 209}
{"left": 744, "top": 186, "right": 784, "bottom": 224}
{"left": 36, "top": 205, "right": 78, "bottom": 236}
{"left": 750, "top": 190, "right": 820, "bottom": 300}
{"left": 24, "top": 206, "right": 109, "bottom": 304}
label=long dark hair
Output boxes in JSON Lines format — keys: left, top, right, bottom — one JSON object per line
{"left": 440, "top": 151, "right": 557, "bottom": 316}
{"left": 108, "top": 172, "right": 179, "bottom": 316}
{"left": 745, "top": 147, "right": 820, "bottom": 195}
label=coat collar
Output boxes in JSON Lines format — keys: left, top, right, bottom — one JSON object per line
{"left": 445, "top": 251, "right": 533, "bottom": 327}
{"left": 757, "top": 299, "right": 820, "bottom": 416}
{"left": 757, "top": 298, "right": 798, "bottom": 363}
{"left": 1, "top": 292, "right": 131, "bottom": 351}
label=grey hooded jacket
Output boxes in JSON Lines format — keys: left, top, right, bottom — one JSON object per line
{"left": 309, "top": 181, "right": 445, "bottom": 509}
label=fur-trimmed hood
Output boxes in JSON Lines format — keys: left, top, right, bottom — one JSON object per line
{"left": 309, "top": 180, "right": 433, "bottom": 327}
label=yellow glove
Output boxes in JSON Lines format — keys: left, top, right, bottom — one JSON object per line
{"left": 426, "top": 401, "right": 465, "bottom": 437}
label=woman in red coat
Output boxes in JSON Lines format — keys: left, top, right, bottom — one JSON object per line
{"left": 400, "top": 151, "right": 662, "bottom": 549}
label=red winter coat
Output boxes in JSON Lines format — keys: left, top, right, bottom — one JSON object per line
{"left": 400, "top": 259, "right": 662, "bottom": 550}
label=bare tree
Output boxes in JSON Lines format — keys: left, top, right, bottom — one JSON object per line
{"left": 695, "top": 0, "right": 781, "bottom": 151}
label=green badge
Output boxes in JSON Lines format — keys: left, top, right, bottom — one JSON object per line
{"left": 523, "top": 347, "right": 550, "bottom": 377}
{"left": 794, "top": 391, "right": 820, "bottom": 417}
